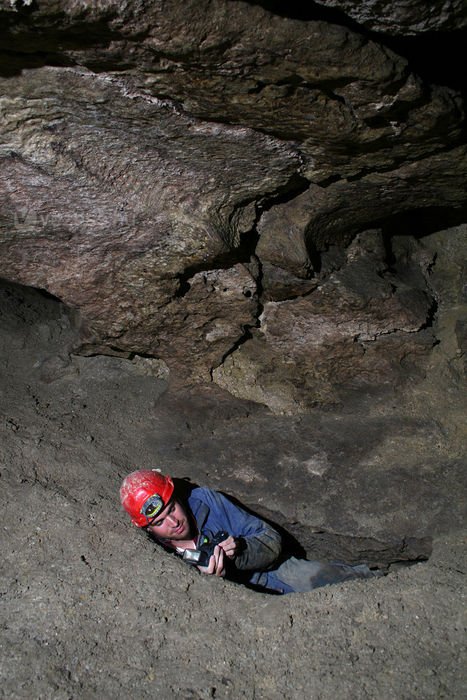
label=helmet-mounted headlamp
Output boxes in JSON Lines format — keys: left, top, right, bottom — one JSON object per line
{"left": 140, "top": 493, "right": 165, "bottom": 523}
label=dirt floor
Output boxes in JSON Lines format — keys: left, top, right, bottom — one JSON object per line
{"left": 0, "top": 228, "right": 466, "bottom": 699}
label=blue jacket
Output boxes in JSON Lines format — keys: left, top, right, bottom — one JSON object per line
{"left": 186, "top": 486, "right": 294, "bottom": 593}
{"left": 181, "top": 486, "right": 378, "bottom": 594}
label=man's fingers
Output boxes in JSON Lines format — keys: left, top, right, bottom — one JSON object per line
{"left": 213, "top": 545, "right": 225, "bottom": 576}
{"left": 197, "top": 545, "right": 225, "bottom": 577}
{"left": 219, "top": 536, "right": 237, "bottom": 559}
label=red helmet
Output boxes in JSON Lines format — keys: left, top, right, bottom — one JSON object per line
{"left": 120, "top": 470, "right": 174, "bottom": 527}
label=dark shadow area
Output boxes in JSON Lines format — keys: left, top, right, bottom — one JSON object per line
{"left": 0, "top": 276, "right": 68, "bottom": 319}
{"left": 380, "top": 205, "right": 467, "bottom": 241}
{"left": 245, "top": 1, "right": 467, "bottom": 92}
{"left": 0, "top": 5, "right": 131, "bottom": 76}
{"left": 256, "top": 173, "right": 311, "bottom": 216}
{"left": 0, "top": 50, "right": 76, "bottom": 77}
{"left": 383, "top": 29, "right": 467, "bottom": 92}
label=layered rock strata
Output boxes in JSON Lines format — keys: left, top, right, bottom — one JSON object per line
{"left": 0, "top": 0, "right": 466, "bottom": 408}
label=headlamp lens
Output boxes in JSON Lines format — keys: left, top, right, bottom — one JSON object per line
{"left": 141, "top": 494, "right": 164, "bottom": 521}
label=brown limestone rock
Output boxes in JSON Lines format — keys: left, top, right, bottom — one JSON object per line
{"left": 311, "top": 0, "right": 467, "bottom": 35}
{"left": 0, "top": 1, "right": 464, "bottom": 179}
{"left": 258, "top": 145, "right": 467, "bottom": 255}
{"left": 0, "top": 67, "right": 298, "bottom": 377}
{"left": 0, "top": 0, "right": 465, "bottom": 402}
{"left": 213, "top": 231, "right": 435, "bottom": 411}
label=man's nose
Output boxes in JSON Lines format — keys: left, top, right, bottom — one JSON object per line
{"left": 167, "top": 514, "right": 178, "bottom": 526}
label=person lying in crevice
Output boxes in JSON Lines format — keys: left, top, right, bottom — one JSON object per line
{"left": 120, "top": 469, "right": 384, "bottom": 594}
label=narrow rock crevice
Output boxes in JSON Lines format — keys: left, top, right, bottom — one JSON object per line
{"left": 293, "top": 529, "right": 433, "bottom": 571}
{"left": 208, "top": 174, "right": 318, "bottom": 372}
{"left": 255, "top": 503, "right": 433, "bottom": 569}
{"left": 175, "top": 173, "right": 311, "bottom": 301}
{"left": 210, "top": 326, "right": 255, "bottom": 380}
{"left": 255, "top": 173, "right": 311, "bottom": 215}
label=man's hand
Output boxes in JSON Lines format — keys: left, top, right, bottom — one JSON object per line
{"left": 217, "top": 535, "right": 239, "bottom": 560}
{"left": 197, "top": 544, "right": 225, "bottom": 577}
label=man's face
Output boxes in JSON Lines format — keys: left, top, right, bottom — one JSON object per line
{"left": 147, "top": 499, "right": 192, "bottom": 541}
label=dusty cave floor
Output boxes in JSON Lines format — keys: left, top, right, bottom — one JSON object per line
{"left": 0, "top": 275, "right": 466, "bottom": 699}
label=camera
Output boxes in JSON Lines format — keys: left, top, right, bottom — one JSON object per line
{"left": 183, "top": 530, "right": 229, "bottom": 566}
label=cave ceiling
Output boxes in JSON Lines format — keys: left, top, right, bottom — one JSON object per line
{"left": 0, "top": 0, "right": 466, "bottom": 411}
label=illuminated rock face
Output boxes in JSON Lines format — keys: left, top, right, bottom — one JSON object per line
{"left": 0, "top": 0, "right": 466, "bottom": 407}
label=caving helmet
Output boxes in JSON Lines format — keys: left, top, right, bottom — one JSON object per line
{"left": 120, "top": 469, "right": 174, "bottom": 527}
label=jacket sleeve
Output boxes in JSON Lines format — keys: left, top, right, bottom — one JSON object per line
{"left": 195, "top": 488, "right": 282, "bottom": 571}
{"left": 234, "top": 526, "right": 282, "bottom": 571}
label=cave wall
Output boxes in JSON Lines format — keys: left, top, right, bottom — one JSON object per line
{"left": 0, "top": 0, "right": 466, "bottom": 410}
